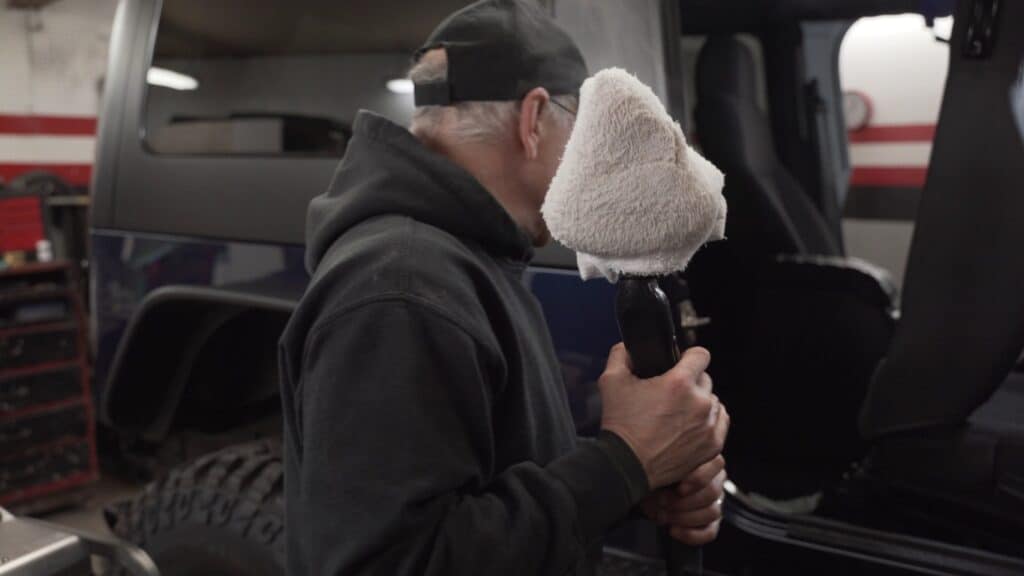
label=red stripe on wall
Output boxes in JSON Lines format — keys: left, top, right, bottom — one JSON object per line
{"left": 0, "top": 163, "right": 92, "bottom": 186}
{"left": 848, "top": 124, "right": 936, "bottom": 143}
{"left": 0, "top": 114, "right": 97, "bottom": 136}
{"left": 851, "top": 166, "right": 928, "bottom": 188}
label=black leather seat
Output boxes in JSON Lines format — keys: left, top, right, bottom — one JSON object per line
{"left": 685, "top": 36, "right": 895, "bottom": 499}
{"left": 694, "top": 36, "right": 841, "bottom": 259}
{"left": 850, "top": 0, "right": 1024, "bottom": 542}
{"left": 689, "top": 32, "right": 1024, "bottom": 548}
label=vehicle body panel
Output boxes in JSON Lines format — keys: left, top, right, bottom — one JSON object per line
{"left": 91, "top": 228, "right": 616, "bottom": 443}
{"left": 89, "top": 0, "right": 664, "bottom": 435}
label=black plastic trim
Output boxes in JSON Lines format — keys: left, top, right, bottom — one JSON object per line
{"left": 772, "top": 253, "right": 898, "bottom": 304}
{"left": 102, "top": 285, "right": 296, "bottom": 439}
{"left": 89, "top": 0, "right": 135, "bottom": 229}
{"left": 661, "top": 0, "right": 689, "bottom": 130}
{"left": 723, "top": 490, "right": 1024, "bottom": 576}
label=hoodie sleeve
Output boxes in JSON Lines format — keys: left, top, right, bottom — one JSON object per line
{"left": 290, "top": 296, "right": 648, "bottom": 575}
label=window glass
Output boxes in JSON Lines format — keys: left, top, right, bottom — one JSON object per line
{"left": 144, "top": 0, "right": 474, "bottom": 156}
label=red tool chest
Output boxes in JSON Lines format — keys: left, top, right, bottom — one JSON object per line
{"left": 0, "top": 261, "right": 98, "bottom": 512}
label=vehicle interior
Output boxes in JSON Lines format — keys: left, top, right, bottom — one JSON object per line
{"left": 668, "top": 0, "right": 1024, "bottom": 573}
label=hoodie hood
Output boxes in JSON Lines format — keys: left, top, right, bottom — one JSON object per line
{"left": 305, "top": 111, "right": 533, "bottom": 272}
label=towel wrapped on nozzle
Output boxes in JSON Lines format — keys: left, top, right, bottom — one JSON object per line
{"left": 542, "top": 68, "right": 728, "bottom": 282}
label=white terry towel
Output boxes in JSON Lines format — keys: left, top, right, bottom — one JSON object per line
{"left": 542, "top": 68, "right": 727, "bottom": 282}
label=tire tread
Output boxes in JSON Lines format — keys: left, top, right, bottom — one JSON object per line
{"left": 106, "top": 440, "right": 285, "bottom": 573}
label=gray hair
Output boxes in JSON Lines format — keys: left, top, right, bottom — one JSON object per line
{"left": 409, "top": 49, "right": 577, "bottom": 143}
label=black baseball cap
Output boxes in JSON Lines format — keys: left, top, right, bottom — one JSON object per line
{"left": 413, "top": 0, "right": 588, "bottom": 106}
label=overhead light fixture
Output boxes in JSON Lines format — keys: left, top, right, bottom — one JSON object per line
{"left": 386, "top": 78, "right": 415, "bottom": 95}
{"left": 147, "top": 67, "right": 199, "bottom": 91}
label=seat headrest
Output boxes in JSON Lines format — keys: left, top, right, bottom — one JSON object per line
{"left": 697, "top": 36, "right": 758, "bottom": 102}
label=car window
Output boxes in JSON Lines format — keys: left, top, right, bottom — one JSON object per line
{"left": 840, "top": 14, "right": 953, "bottom": 221}
{"left": 838, "top": 13, "right": 953, "bottom": 287}
{"left": 143, "top": 0, "right": 474, "bottom": 156}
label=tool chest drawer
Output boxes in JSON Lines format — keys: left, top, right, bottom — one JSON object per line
{"left": 0, "top": 403, "right": 88, "bottom": 453}
{"left": 0, "top": 290, "right": 73, "bottom": 328}
{"left": 0, "top": 438, "right": 93, "bottom": 502}
{"left": 0, "top": 364, "right": 83, "bottom": 414}
{"left": 0, "top": 323, "right": 79, "bottom": 370}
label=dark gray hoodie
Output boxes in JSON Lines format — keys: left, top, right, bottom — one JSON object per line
{"left": 279, "top": 111, "right": 648, "bottom": 575}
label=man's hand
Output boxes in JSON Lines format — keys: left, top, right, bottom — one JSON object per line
{"left": 641, "top": 455, "right": 727, "bottom": 545}
{"left": 599, "top": 343, "right": 730, "bottom": 490}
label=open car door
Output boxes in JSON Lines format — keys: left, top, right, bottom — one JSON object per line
{"left": 716, "top": 1, "right": 1024, "bottom": 574}
{"left": 861, "top": 0, "right": 1024, "bottom": 444}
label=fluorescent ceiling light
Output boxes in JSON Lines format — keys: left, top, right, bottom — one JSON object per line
{"left": 387, "top": 78, "right": 414, "bottom": 95}
{"left": 147, "top": 67, "right": 198, "bottom": 91}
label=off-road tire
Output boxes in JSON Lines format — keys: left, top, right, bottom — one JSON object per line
{"left": 106, "top": 440, "right": 285, "bottom": 575}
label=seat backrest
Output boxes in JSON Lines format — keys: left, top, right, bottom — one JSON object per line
{"left": 695, "top": 35, "right": 840, "bottom": 257}
{"left": 860, "top": 0, "right": 1024, "bottom": 439}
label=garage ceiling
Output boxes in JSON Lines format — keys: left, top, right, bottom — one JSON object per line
{"left": 155, "top": 0, "right": 475, "bottom": 58}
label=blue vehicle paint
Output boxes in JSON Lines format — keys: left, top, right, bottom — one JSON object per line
{"left": 92, "top": 229, "right": 619, "bottom": 440}
{"left": 92, "top": 227, "right": 666, "bottom": 561}
{"left": 526, "top": 268, "right": 620, "bottom": 436}
{"left": 90, "top": 230, "right": 307, "bottom": 401}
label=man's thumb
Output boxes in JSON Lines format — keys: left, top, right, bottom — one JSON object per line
{"left": 605, "top": 342, "right": 633, "bottom": 374}
{"left": 672, "top": 346, "right": 711, "bottom": 380}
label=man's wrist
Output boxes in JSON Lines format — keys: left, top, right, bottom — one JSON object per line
{"left": 547, "top": 430, "right": 651, "bottom": 545}
{"left": 598, "top": 426, "right": 653, "bottom": 493}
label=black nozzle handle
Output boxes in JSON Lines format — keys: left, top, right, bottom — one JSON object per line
{"left": 615, "top": 276, "right": 703, "bottom": 576}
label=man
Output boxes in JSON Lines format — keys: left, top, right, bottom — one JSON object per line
{"left": 278, "top": 0, "right": 729, "bottom": 573}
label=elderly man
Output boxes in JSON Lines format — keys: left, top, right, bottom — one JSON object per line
{"left": 278, "top": 0, "right": 729, "bottom": 574}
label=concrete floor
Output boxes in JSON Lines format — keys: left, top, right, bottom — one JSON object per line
{"left": 31, "top": 474, "right": 144, "bottom": 536}
{"left": 12, "top": 475, "right": 147, "bottom": 575}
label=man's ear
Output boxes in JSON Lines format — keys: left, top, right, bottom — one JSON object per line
{"left": 518, "top": 87, "right": 550, "bottom": 160}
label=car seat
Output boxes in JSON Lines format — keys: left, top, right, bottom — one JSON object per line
{"left": 852, "top": 0, "right": 1024, "bottom": 544}
{"left": 686, "top": 35, "right": 895, "bottom": 499}
{"left": 694, "top": 36, "right": 841, "bottom": 259}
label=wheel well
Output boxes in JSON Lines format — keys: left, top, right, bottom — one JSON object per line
{"left": 176, "top": 307, "right": 286, "bottom": 432}
{"left": 103, "top": 288, "right": 293, "bottom": 442}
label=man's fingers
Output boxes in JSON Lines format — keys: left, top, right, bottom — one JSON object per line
{"left": 696, "top": 372, "right": 713, "bottom": 393}
{"left": 669, "top": 520, "right": 721, "bottom": 546}
{"left": 667, "top": 500, "right": 722, "bottom": 528}
{"left": 714, "top": 404, "right": 731, "bottom": 448}
{"left": 640, "top": 489, "right": 669, "bottom": 524}
{"left": 671, "top": 346, "right": 711, "bottom": 380}
{"left": 677, "top": 455, "right": 726, "bottom": 496}
{"left": 604, "top": 343, "right": 632, "bottom": 375}
{"left": 707, "top": 394, "right": 721, "bottom": 427}
{"left": 673, "top": 470, "right": 726, "bottom": 512}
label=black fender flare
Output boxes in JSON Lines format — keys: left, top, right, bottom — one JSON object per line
{"left": 101, "top": 285, "right": 295, "bottom": 441}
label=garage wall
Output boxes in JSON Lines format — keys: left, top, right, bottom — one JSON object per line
{"left": 0, "top": 0, "right": 118, "bottom": 187}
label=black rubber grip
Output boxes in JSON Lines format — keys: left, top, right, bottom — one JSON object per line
{"left": 615, "top": 276, "right": 703, "bottom": 576}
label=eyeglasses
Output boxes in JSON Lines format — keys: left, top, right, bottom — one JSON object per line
{"left": 550, "top": 98, "right": 577, "bottom": 117}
